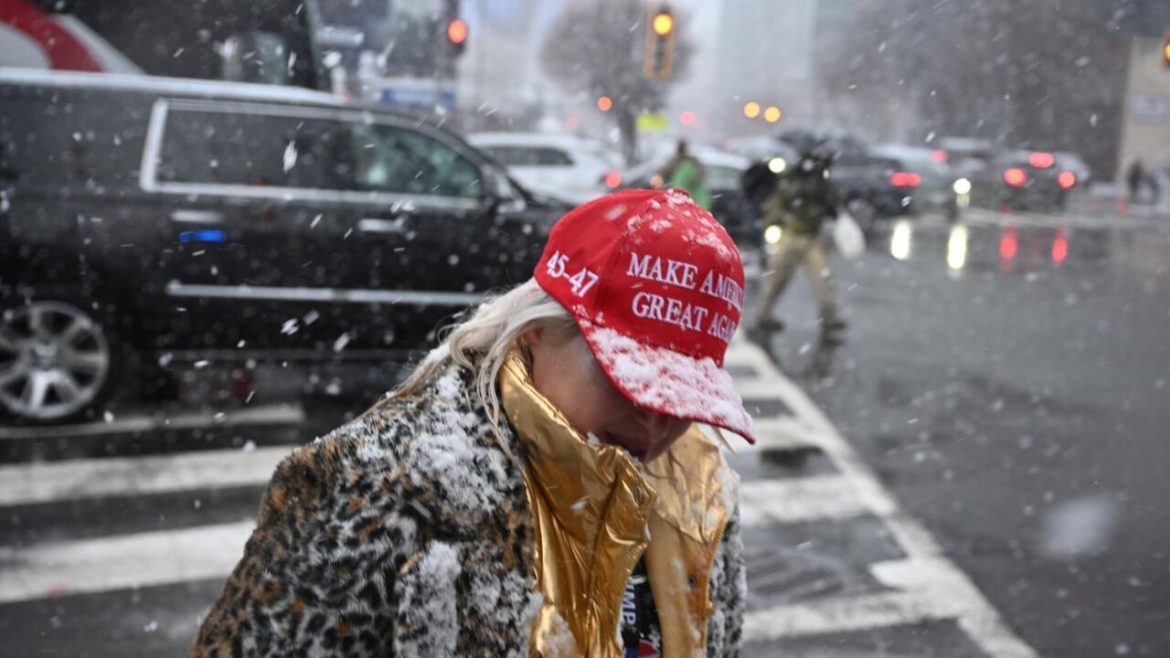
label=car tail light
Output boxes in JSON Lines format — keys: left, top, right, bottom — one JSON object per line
{"left": 1057, "top": 171, "right": 1076, "bottom": 189}
{"left": 1003, "top": 167, "right": 1028, "bottom": 187}
{"left": 931, "top": 149, "right": 948, "bottom": 164}
{"left": 889, "top": 171, "right": 921, "bottom": 188}
{"left": 604, "top": 171, "right": 622, "bottom": 188}
{"left": 1028, "top": 152, "right": 1055, "bottom": 168}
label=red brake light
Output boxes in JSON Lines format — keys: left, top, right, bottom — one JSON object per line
{"left": 1057, "top": 171, "right": 1076, "bottom": 189}
{"left": 604, "top": 171, "right": 622, "bottom": 188}
{"left": 889, "top": 171, "right": 921, "bottom": 188}
{"left": 931, "top": 149, "right": 948, "bottom": 164}
{"left": 1028, "top": 152, "right": 1055, "bottom": 168}
{"left": 1003, "top": 167, "right": 1028, "bottom": 187}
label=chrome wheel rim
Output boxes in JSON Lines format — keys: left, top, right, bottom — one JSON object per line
{"left": 0, "top": 301, "right": 111, "bottom": 420}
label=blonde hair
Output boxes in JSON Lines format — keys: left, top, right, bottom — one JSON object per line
{"left": 382, "top": 278, "right": 577, "bottom": 434}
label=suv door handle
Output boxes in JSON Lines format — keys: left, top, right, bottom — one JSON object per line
{"left": 171, "top": 209, "right": 224, "bottom": 224}
{"left": 359, "top": 217, "right": 408, "bottom": 234}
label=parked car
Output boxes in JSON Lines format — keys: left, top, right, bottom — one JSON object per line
{"left": 867, "top": 144, "right": 963, "bottom": 220}
{"left": 466, "top": 131, "right": 619, "bottom": 205}
{"left": 1054, "top": 152, "right": 1092, "bottom": 189}
{"left": 966, "top": 150, "right": 1071, "bottom": 212}
{"left": 0, "top": 69, "right": 560, "bottom": 423}
{"left": 936, "top": 136, "right": 996, "bottom": 176}
{"left": 604, "top": 147, "right": 758, "bottom": 248}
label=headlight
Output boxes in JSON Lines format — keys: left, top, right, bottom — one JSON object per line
{"left": 953, "top": 177, "right": 972, "bottom": 195}
{"left": 768, "top": 157, "right": 787, "bottom": 174}
{"left": 764, "top": 225, "right": 783, "bottom": 244}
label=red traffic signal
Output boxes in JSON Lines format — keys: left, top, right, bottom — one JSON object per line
{"left": 447, "top": 18, "right": 468, "bottom": 45}
{"left": 445, "top": 17, "right": 468, "bottom": 58}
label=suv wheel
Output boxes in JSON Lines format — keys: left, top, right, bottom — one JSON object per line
{"left": 0, "top": 299, "right": 115, "bottom": 423}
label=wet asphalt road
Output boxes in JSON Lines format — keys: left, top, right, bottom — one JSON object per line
{"left": 750, "top": 209, "right": 1170, "bottom": 657}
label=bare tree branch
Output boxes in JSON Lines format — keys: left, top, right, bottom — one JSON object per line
{"left": 541, "top": 0, "right": 693, "bottom": 164}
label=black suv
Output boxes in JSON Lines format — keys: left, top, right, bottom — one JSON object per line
{"left": 0, "top": 70, "right": 560, "bottom": 423}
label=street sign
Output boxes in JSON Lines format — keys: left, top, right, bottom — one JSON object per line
{"left": 637, "top": 112, "right": 669, "bottom": 132}
{"left": 370, "top": 77, "right": 457, "bottom": 110}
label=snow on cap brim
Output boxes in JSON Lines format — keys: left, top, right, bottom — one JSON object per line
{"left": 579, "top": 320, "right": 756, "bottom": 444}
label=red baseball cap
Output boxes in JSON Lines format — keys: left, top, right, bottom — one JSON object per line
{"left": 534, "top": 188, "right": 756, "bottom": 443}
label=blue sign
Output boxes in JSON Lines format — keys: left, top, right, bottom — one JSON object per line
{"left": 379, "top": 86, "right": 457, "bottom": 109}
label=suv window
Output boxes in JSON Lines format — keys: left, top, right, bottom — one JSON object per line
{"left": 481, "top": 145, "right": 574, "bottom": 167}
{"left": 350, "top": 124, "right": 483, "bottom": 198}
{"left": 156, "top": 108, "right": 481, "bottom": 199}
{"left": 157, "top": 109, "right": 352, "bottom": 189}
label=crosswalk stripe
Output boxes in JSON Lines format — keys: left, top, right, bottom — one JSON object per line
{"left": 744, "top": 555, "right": 1035, "bottom": 658}
{"left": 743, "top": 589, "right": 954, "bottom": 641}
{"left": 0, "top": 446, "right": 291, "bottom": 507}
{"left": 0, "top": 520, "right": 253, "bottom": 605}
{"left": 0, "top": 404, "right": 304, "bottom": 441}
{"left": 739, "top": 475, "right": 870, "bottom": 525}
{"left": 734, "top": 416, "right": 820, "bottom": 453}
{"left": 0, "top": 474, "right": 876, "bottom": 606}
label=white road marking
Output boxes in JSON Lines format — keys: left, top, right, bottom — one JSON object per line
{"left": 744, "top": 590, "right": 956, "bottom": 641}
{"left": 0, "top": 446, "right": 291, "bottom": 507}
{"left": 0, "top": 520, "right": 254, "bottom": 605}
{"left": 739, "top": 476, "right": 871, "bottom": 525}
{"left": 0, "top": 404, "right": 304, "bottom": 440}
{"left": 725, "top": 340, "right": 1039, "bottom": 657}
{"left": 735, "top": 417, "right": 820, "bottom": 453}
{"left": 0, "top": 475, "right": 870, "bottom": 606}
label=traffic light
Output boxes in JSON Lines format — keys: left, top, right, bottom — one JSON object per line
{"left": 446, "top": 17, "right": 468, "bottom": 58}
{"left": 643, "top": 5, "right": 675, "bottom": 81}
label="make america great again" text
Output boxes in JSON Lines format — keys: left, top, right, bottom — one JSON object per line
{"left": 626, "top": 252, "right": 743, "bottom": 343}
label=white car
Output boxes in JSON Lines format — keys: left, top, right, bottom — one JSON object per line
{"left": 467, "top": 132, "right": 620, "bottom": 205}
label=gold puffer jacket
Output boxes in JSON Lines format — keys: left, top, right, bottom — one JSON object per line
{"left": 500, "top": 349, "right": 744, "bottom": 657}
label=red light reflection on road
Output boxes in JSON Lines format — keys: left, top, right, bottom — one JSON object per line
{"left": 1000, "top": 227, "right": 1019, "bottom": 261}
{"left": 1052, "top": 228, "right": 1069, "bottom": 264}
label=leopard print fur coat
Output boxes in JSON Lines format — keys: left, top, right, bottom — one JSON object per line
{"left": 188, "top": 365, "right": 746, "bottom": 657}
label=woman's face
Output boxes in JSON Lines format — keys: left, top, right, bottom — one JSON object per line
{"left": 526, "top": 326, "right": 691, "bottom": 463}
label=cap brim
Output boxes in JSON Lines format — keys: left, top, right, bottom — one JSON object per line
{"left": 578, "top": 321, "right": 756, "bottom": 444}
